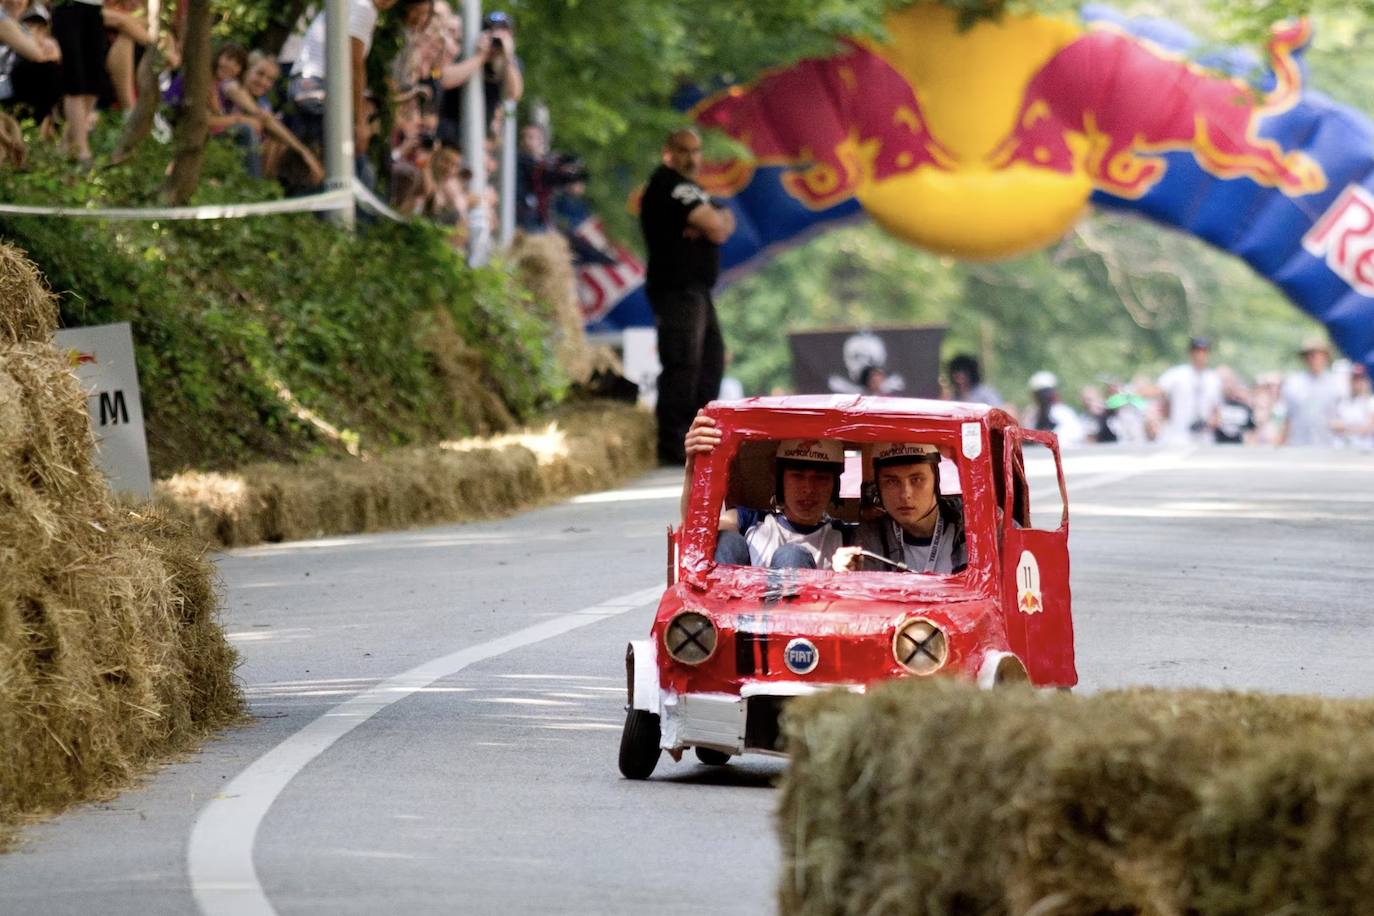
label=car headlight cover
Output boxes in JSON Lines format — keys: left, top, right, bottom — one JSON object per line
{"left": 665, "top": 611, "right": 717, "bottom": 664}
{"left": 894, "top": 618, "right": 948, "bottom": 676}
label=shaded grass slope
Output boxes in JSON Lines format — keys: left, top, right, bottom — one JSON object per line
{"left": 0, "top": 125, "right": 566, "bottom": 476}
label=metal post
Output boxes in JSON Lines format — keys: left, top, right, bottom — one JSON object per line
{"left": 499, "top": 98, "right": 517, "bottom": 248}
{"left": 462, "top": 0, "right": 490, "bottom": 265}
{"left": 324, "top": 0, "right": 356, "bottom": 229}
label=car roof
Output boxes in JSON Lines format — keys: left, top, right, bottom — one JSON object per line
{"left": 707, "top": 395, "right": 1004, "bottom": 426}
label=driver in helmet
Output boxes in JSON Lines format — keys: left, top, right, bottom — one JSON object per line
{"left": 682, "top": 412, "right": 852, "bottom": 569}
{"left": 832, "top": 441, "right": 967, "bottom": 574}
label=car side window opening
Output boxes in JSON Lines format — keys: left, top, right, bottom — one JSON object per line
{"left": 1018, "top": 440, "right": 1066, "bottom": 531}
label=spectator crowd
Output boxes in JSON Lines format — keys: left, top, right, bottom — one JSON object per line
{"left": 941, "top": 337, "right": 1374, "bottom": 450}
{"left": 0, "top": 0, "right": 608, "bottom": 261}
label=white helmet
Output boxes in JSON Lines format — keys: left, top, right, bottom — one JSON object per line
{"left": 872, "top": 441, "right": 940, "bottom": 468}
{"left": 776, "top": 438, "right": 844, "bottom": 467}
{"left": 1029, "top": 370, "right": 1058, "bottom": 392}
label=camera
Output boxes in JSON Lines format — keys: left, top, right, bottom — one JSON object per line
{"left": 541, "top": 153, "right": 589, "bottom": 188}
{"left": 482, "top": 11, "right": 511, "bottom": 50}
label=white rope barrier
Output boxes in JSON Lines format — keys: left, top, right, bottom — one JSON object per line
{"left": 0, "top": 179, "right": 402, "bottom": 222}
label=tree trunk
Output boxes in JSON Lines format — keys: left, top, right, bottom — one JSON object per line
{"left": 111, "top": 44, "right": 162, "bottom": 165}
{"left": 161, "top": 0, "right": 211, "bottom": 205}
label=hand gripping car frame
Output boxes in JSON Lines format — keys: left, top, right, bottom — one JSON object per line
{"left": 619, "top": 396, "right": 1076, "bottom": 779}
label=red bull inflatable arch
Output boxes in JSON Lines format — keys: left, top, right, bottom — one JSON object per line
{"left": 588, "top": 3, "right": 1374, "bottom": 375}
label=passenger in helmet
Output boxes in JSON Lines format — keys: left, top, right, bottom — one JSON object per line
{"left": 682, "top": 412, "right": 853, "bottom": 569}
{"left": 833, "top": 441, "right": 967, "bottom": 574}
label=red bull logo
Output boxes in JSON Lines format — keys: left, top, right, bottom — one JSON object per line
{"left": 988, "top": 21, "right": 1326, "bottom": 199}
{"left": 691, "top": 40, "right": 955, "bottom": 210}
{"left": 1304, "top": 185, "right": 1374, "bottom": 296}
{"left": 67, "top": 350, "right": 97, "bottom": 367}
{"left": 685, "top": 4, "right": 1328, "bottom": 259}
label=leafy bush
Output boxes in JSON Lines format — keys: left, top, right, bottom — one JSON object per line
{"left": 0, "top": 120, "right": 564, "bottom": 474}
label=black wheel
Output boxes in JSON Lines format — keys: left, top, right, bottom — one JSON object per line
{"left": 694, "top": 747, "right": 732, "bottom": 766}
{"left": 618, "top": 709, "right": 661, "bottom": 780}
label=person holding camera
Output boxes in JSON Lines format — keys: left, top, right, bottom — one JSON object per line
{"left": 640, "top": 127, "right": 737, "bottom": 466}
{"left": 1157, "top": 336, "right": 1222, "bottom": 446}
{"left": 434, "top": 9, "right": 522, "bottom": 148}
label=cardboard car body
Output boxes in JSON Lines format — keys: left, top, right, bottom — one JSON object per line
{"left": 619, "top": 395, "right": 1076, "bottom": 778}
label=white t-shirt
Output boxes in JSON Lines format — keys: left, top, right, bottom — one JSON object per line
{"left": 1281, "top": 370, "right": 1345, "bottom": 446}
{"left": 291, "top": 0, "right": 379, "bottom": 82}
{"left": 1157, "top": 363, "right": 1222, "bottom": 444}
{"left": 737, "top": 509, "right": 846, "bottom": 569}
{"left": 1335, "top": 393, "right": 1374, "bottom": 449}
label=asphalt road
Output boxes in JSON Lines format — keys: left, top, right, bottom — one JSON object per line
{"left": 2, "top": 446, "right": 1372, "bottom": 915}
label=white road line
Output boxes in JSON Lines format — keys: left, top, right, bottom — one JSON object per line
{"left": 188, "top": 585, "right": 661, "bottom": 916}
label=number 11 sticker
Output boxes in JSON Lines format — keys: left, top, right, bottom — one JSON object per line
{"left": 1016, "top": 550, "right": 1042, "bottom": 615}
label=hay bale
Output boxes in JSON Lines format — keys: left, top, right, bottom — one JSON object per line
{"left": 779, "top": 680, "right": 1374, "bottom": 916}
{"left": 0, "top": 244, "right": 57, "bottom": 345}
{"left": 0, "top": 246, "right": 241, "bottom": 845}
{"left": 509, "top": 233, "right": 603, "bottom": 385}
{"left": 154, "top": 402, "right": 655, "bottom": 548}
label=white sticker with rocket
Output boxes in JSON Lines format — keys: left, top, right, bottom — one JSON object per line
{"left": 961, "top": 422, "right": 982, "bottom": 459}
{"left": 1016, "top": 550, "right": 1043, "bottom": 615}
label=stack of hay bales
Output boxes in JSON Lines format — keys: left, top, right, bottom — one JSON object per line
{"left": 780, "top": 679, "right": 1374, "bottom": 915}
{"left": 155, "top": 402, "right": 655, "bottom": 548}
{"left": 509, "top": 232, "right": 622, "bottom": 385}
{"left": 0, "top": 245, "right": 240, "bottom": 844}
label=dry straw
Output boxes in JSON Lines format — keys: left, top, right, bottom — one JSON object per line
{"left": 508, "top": 232, "right": 623, "bottom": 385}
{"left": 155, "top": 403, "right": 655, "bottom": 547}
{"left": 779, "top": 679, "right": 1374, "bottom": 916}
{"left": 0, "top": 246, "right": 241, "bottom": 846}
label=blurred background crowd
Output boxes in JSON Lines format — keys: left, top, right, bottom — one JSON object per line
{"left": 0, "top": 0, "right": 605, "bottom": 259}
{"left": 947, "top": 336, "right": 1374, "bottom": 449}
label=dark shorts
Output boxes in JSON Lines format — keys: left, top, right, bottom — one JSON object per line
{"left": 53, "top": 3, "right": 111, "bottom": 98}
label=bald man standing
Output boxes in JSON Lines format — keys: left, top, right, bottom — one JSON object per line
{"left": 640, "top": 127, "right": 737, "bottom": 465}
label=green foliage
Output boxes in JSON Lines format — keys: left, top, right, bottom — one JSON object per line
{"left": 0, "top": 119, "right": 563, "bottom": 474}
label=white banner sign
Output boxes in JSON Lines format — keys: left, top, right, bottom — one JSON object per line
{"left": 52, "top": 322, "right": 152, "bottom": 499}
{"left": 622, "top": 327, "right": 661, "bottom": 409}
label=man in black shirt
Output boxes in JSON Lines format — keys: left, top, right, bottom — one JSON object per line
{"left": 640, "top": 127, "right": 736, "bottom": 465}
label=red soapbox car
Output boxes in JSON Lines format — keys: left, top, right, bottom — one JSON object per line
{"left": 618, "top": 396, "right": 1077, "bottom": 779}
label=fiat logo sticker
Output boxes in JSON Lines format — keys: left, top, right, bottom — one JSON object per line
{"left": 784, "top": 638, "right": 819, "bottom": 675}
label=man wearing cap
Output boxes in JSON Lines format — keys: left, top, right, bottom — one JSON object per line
{"left": 1280, "top": 336, "right": 1344, "bottom": 446}
{"left": 1025, "top": 371, "right": 1086, "bottom": 447}
{"left": 833, "top": 443, "right": 967, "bottom": 575}
{"left": 682, "top": 413, "right": 850, "bottom": 569}
{"left": 1157, "top": 337, "right": 1222, "bottom": 446}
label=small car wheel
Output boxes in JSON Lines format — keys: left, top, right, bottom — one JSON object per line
{"left": 694, "top": 747, "right": 732, "bottom": 766}
{"left": 618, "top": 709, "right": 661, "bottom": 780}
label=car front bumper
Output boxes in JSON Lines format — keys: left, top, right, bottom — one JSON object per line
{"left": 658, "top": 682, "right": 865, "bottom": 756}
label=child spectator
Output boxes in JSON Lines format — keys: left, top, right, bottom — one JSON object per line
{"left": 218, "top": 50, "right": 324, "bottom": 187}
{"left": 4, "top": 5, "right": 62, "bottom": 128}
{"left": 424, "top": 143, "right": 465, "bottom": 227}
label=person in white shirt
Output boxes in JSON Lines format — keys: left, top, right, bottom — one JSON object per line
{"left": 1331, "top": 363, "right": 1374, "bottom": 449}
{"left": 289, "top": 0, "right": 398, "bottom": 153}
{"left": 1156, "top": 336, "right": 1222, "bottom": 446}
{"left": 1280, "top": 336, "right": 1346, "bottom": 446}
